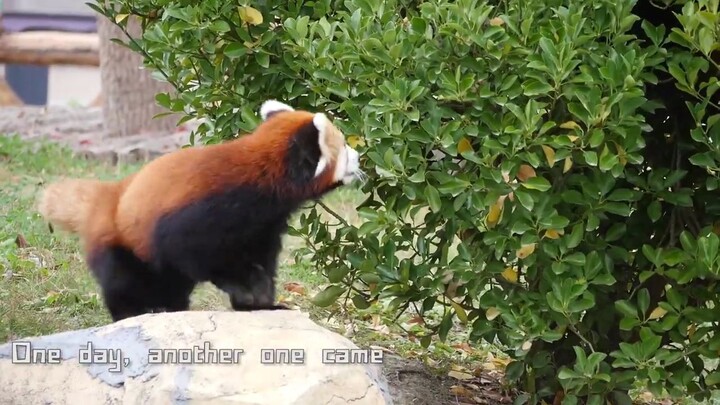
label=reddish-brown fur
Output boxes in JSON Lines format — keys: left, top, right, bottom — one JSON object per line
{"left": 73, "top": 110, "right": 339, "bottom": 262}
{"left": 36, "top": 101, "right": 360, "bottom": 321}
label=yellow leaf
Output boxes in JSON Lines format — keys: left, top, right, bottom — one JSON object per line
{"left": 238, "top": 6, "right": 264, "bottom": 25}
{"left": 449, "top": 385, "right": 473, "bottom": 397}
{"left": 501, "top": 170, "right": 511, "bottom": 184}
{"left": 485, "top": 198, "right": 503, "bottom": 228}
{"left": 648, "top": 306, "right": 668, "bottom": 320}
{"left": 542, "top": 145, "right": 556, "bottom": 167}
{"left": 485, "top": 307, "right": 501, "bottom": 321}
{"left": 567, "top": 135, "right": 579, "bottom": 143}
{"left": 501, "top": 267, "right": 518, "bottom": 283}
{"left": 713, "top": 221, "right": 720, "bottom": 235}
{"left": 487, "top": 353, "right": 510, "bottom": 369}
{"left": 347, "top": 135, "right": 366, "bottom": 148}
{"left": 458, "top": 137, "right": 473, "bottom": 154}
{"left": 115, "top": 13, "right": 129, "bottom": 24}
{"left": 616, "top": 144, "right": 628, "bottom": 166}
{"left": 560, "top": 121, "right": 580, "bottom": 130}
{"left": 517, "top": 164, "right": 536, "bottom": 181}
{"left": 448, "top": 370, "right": 474, "bottom": 381}
{"left": 688, "top": 323, "right": 697, "bottom": 338}
{"left": 489, "top": 17, "right": 505, "bottom": 26}
{"left": 517, "top": 243, "right": 536, "bottom": 259}
{"left": 450, "top": 300, "right": 468, "bottom": 324}
{"left": 544, "top": 229, "right": 563, "bottom": 239}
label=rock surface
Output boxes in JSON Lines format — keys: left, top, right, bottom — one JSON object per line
{"left": 0, "top": 310, "right": 393, "bottom": 404}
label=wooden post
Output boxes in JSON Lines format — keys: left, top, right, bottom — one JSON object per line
{"left": 0, "top": 31, "right": 99, "bottom": 66}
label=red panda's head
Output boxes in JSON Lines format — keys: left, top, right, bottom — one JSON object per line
{"left": 251, "top": 100, "right": 364, "bottom": 195}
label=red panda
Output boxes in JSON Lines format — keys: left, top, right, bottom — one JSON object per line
{"left": 37, "top": 100, "right": 363, "bottom": 322}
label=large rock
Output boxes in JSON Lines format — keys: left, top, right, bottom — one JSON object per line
{"left": 0, "top": 310, "right": 393, "bottom": 404}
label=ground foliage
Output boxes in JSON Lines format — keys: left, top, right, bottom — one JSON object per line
{"left": 90, "top": 0, "right": 720, "bottom": 402}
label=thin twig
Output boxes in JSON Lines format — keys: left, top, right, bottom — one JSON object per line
{"left": 317, "top": 200, "right": 350, "bottom": 227}
{"left": 567, "top": 321, "right": 595, "bottom": 353}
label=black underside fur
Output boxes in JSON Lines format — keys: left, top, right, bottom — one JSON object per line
{"left": 87, "top": 119, "right": 340, "bottom": 322}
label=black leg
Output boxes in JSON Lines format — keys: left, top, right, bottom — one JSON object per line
{"left": 148, "top": 270, "right": 196, "bottom": 313}
{"left": 104, "top": 292, "right": 151, "bottom": 322}
{"left": 88, "top": 246, "right": 168, "bottom": 321}
{"left": 212, "top": 264, "right": 289, "bottom": 311}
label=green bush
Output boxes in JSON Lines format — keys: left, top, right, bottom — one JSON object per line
{"left": 92, "top": 0, "right": 720, "bottom": 402}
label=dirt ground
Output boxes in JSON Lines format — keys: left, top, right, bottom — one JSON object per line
{"left": 382, "top": 354, "right": 509, "bottom": 404}
{"left": 0, "top": 105, "right": 511, "bottom": 405}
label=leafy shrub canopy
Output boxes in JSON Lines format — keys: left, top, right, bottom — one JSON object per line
{"left": 92, "top": 0, "right": 720, "bottom": 402}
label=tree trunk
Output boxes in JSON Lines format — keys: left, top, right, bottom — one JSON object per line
{"left": 96, "top": 14, "right": 177, "bottom": 138}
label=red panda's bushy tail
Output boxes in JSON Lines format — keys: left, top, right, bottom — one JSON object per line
{"left": 37, "top": 178, "right": 118, "bottom": 236}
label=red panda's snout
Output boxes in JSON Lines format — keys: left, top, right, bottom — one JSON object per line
{"left": 334, "top": 143, "right": 364, "bottom": 185}
{"left": 310, "top": 110, "right": 366, "bottom": 186}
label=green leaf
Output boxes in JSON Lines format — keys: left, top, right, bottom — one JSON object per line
{"left": 583, "top": 151, "right": 598, "bottom": 166}
{"left": 610, "top": 391, "right": 633, "bottom": 405}
{"left": 689, "top": 152, "right": 716, "bottom": 168}
{"left": 706, "top": 371, "right": 720, "bottom": 386}
{"left": 647, "top": 200, "right": 662, "bottom": 222}
{"left": 255, "top": 52, "right": 270, "bottom": 68}
{"left": 679, "top": 231, "right": 696, "bottom": 252}
{"left": 210, "top": 20, "right": 231, "bottom": 33}
{"left": 588, "top": 129, "right": 605, "bottom": 148}
{"left": 566, "top": 223, "right": 583, "bottom": 249}
{"left": 557, "top": 367, "right": 582, "bottom": 380}
{"left": 565, "top": 252, "right": 586, "bottom": 266}
{"left": 505, "top": 360, "right": 524, "bottom": 381}
{"left": 352, "top": 294, "right": 371, "bottom": 309}
{"left": 155, "top": 92, "right": 172, "bottom": 109}
{"left": 605, "top": 223, "right": 626, "bottom": 242}
{"left": 224, "top": 43, "right": 247, "bottom": 58}
{"left": 698, "top": 233, "right": 720, "bottom": 266}
{"left": 638, "top": 288, "right": 650, "bottom": 317}
{"left": 311, "top": 285, "right": 346, "bottom": 307}
{"left": 585, "top": 251, "right": 603, "bottom": 279}
{"left": 424, "top": 185, "right": 441, "bottom": 213}
{"left": 438, "top": 311, "right": 453, "bottom": 342}
{"left": 599, "top": 145, "right": 619, "bottom": 172}
{"left": 522, "top": 79, "right": 553, "bottom": 96}
{"left": 615, "top": 300, "right": 638, "bottom": 319}
{"left": 514, "top": 188, "right": 535, "bottom": 211}
{"left": 522, "top": 176, "right": 552, "bottom": 192}
{"left": 607, "top": 189, "right": 636, "bottom": 202}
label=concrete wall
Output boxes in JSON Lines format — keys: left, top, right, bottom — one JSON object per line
{"left": 0, "top": 64, "right": 100, "bottom": 106}
{"left": 2, "top": 0, "right": 95, "bottom": 16}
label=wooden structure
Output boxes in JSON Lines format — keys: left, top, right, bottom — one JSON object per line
{"left": 0, "top": 2, "right": 102, "bottom": 106}
{"left": 0, "top": 30, "right": 101, "bottom": 107}
{"left": 0, "top": 30, "right": 99, "bottom": 66}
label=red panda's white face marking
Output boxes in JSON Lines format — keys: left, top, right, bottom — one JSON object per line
{"left": 312, "top": 112, "right": 363, "bottom": 185}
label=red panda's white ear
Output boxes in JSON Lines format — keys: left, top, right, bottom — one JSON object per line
{"left": 260, "top": 100, "right": 294, "bottom": 120}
